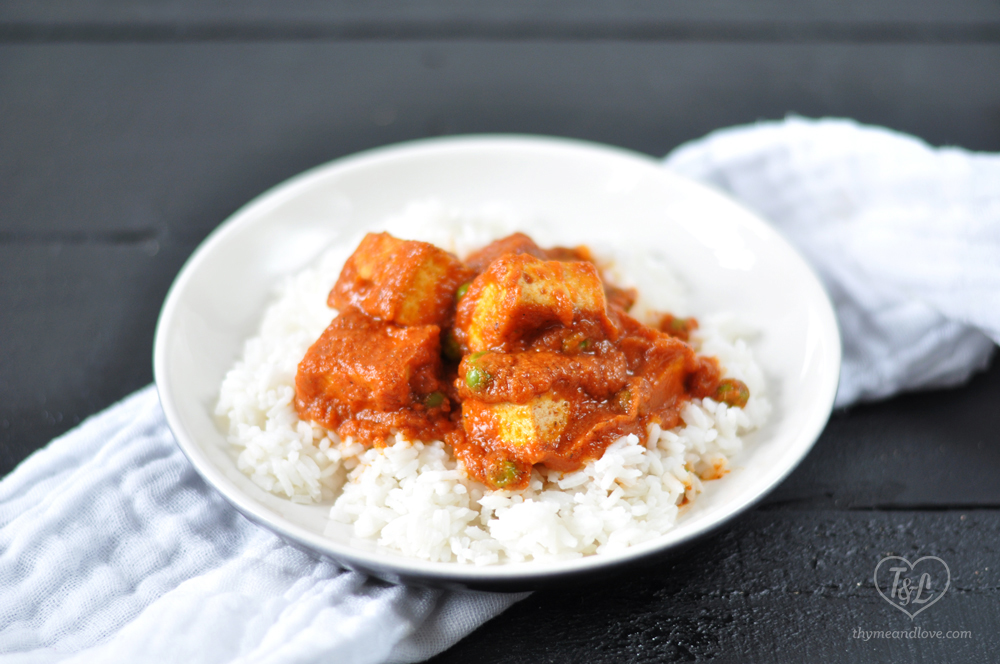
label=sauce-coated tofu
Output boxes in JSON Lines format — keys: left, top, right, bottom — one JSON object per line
{"left": 463, "top": 394, "right": 570, "bottom": 461}
{"left": 329, "top": 232, "right": 473, "bottom": 326}
{"left": 463, "top": 232, "right": 548, "bottom": 273}
{"left": 456, "top": 253, "right": 614, "bottom": 352}
{"left": 295, "top": 310, "right": 444, "bottom": 432}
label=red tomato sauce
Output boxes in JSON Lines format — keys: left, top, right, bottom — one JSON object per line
{"left": 295, "top": 232, "right": 748, "bottom": 490}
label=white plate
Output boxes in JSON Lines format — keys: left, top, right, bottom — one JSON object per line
{"left": 154, "top": 135, "right": 840, "bottom": 589}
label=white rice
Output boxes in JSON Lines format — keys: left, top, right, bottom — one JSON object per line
{"left": 216, "top": 201, "right": 770, "bottom": 564}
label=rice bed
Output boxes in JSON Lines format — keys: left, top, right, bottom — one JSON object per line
{"left": 216, "top": 203, "right": 770, "bottom": 564}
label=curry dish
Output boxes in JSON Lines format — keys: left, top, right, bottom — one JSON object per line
{"left": 295, "top": 232, "right": 749, "bottom": 491}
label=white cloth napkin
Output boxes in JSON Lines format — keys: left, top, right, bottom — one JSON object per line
{"left": 3, "top": 117, "right": 999, "bottom": 663}
{"left": 666, "top": 117, "right": 999, "bottom": 406}
{"left": 0, "top": 386, "right": 525, "bottom": 663}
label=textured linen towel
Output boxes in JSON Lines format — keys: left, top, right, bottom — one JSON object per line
{"left": 0, "top": 386, "right": 524, "bottom": 664}
{"left": 666, "top": 116, "right": 999, "bottom": 406}
{"left": 2, "top": 117, "right": 999, "bottom": 662}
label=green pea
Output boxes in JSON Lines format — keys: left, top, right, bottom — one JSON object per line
{"left": 465, "top": 366, "right": 489, "bottom": 391}
{"left": 464, "top": 351, "right": 491, "bottom": 390}
{"left": 455, "top": 282, "right": 471, "bottom": 301}
{"left": 616, "top": 387, "right": 632, "bottom": 412}
{"left": 579, "top": 338, "right": 591, "bottom": 350}
{"left": 715, "top": 379, "right": 750, "bottom": 408}
{"left": 423, "top": 391, "right": 445, "bottom": 408}
{"left": 490, "top": 459, "right": 523, "bottom": 489}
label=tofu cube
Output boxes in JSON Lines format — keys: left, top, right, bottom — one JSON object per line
{"left": 463, "top": 394, "right": 570, "bottom": 460}
{"left": 462, "top": 232, "right": 547, "bottom": 272}
{"left": 456, "top": 253, "right": 612, "bottom": 352}
{"left": 329, "top": 232, "right": 472, "bottom": 326}
{"left": 295, "top": 311, "right": 443, "bottom": 429}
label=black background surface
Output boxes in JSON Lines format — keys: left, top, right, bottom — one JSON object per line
{"left": 2, "top": 2, "right": 998, "bottom": 661}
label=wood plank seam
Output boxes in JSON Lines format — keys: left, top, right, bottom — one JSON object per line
{"left": 0, "top": 230, "right": 161, "bottom": 245}
{"left": 1, "top": 20, "right": 999, "bottom": 43}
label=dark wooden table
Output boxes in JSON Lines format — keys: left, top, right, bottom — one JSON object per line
{"left": 3, "top": 2, "right": 999, "bottom": 662}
